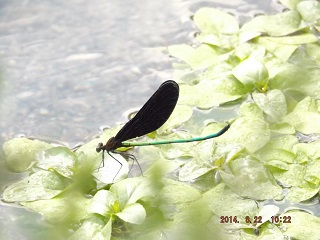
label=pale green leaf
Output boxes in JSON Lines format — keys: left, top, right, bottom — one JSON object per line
{"left": 233, "top": 58, "right": 269, "bottom": 88}
{"left": 293, "top": 140, "right": 320, "bottom": 159}
{"left": 260, "top": 34, "right": 318, "bottom": 45}
{"left": 116, "top": 203, "right": 146, "bottom": 224}
{"left": 3, "top": 138, "right": 52, "bottom": 172}
{"left": 179, "top": 131, "right": 235, "bottom": 181}
{"left": 297, "top": 1, "right": 320, "bottom": 23}
{"left": 305, "top": 160, "right": 320, "bottom": 184}
{"left": 295, "top": 151, "right": 309, "bottom": 164}
{"left": 179, "top": 159, "right": 216, "bottom": 182}
{"left": 282, "top": 97, "right": 320, "bottom": 134}
{"left": 286, "top": 183, "right": 320, "bottom": 202}
{"left": 88, "top": 190, "right": 117, "bottom": 216}
{"left": 234, "top": 42, "right": 266, "bottom": 61}
{"left": 272, "top": 163, "right": 306, "bottom": 187}
{"left": 255, "top": 149, "right": 295, "bottom": 164}
{"left": 157, "top": 131, "right": 198, "bottom": 159}
{"left": 110, "top": 177, "right": 153, "bottom": 208}
{"left": 179, "top": 141, "right": 220, "bottom": 181}
{"left": 281, "top": 211, "right": 320, "bottom": 240}
{"left": 256, "top": 37, "right": 299, "bottom": 62}
{"left": 22, "top": 191, "right": 90, "bottom": 223}
{"left": 270, "top": 122, "right": 296, "bottom": 134}
{"left": 37, "top": 146, "right": 76, "bottom": 178}
{"left": 92, "top": 218, "right": 112, "bottom": 240}
{"left": 196, "top": 33, "right": 239, "bottom": 49}
{"left": 239, "top": 102, "right": 264, "bottom": 119}
{"left": 203, "top": 183, "right": 258, "bottom": 222}
{"left": 252, "top": 89, "right": 287, "bottom": 122}
{"left": 204, "top": 61, "right": 233, "bottom": 80}
{"left": 255, "top": 34, "right": 318, "bottom": 62}
{"left": 168, "top": 44, "right": 227, "bottom": 70}
{"left": 193, "top": 8, "right": 239, "bottom": 34}
{"left": 265, "top": 160, "right": 289, "bottom": 170}
{"left": 178, "top": 77, "right": 247, "bottom": 108}
{"left": 220, "top": 158, "right": 282, "bottom": 200}
{"left": 241, "top": 11, "right": 303, "bottom": 36}
{"left": 279, "top": 0, "right": 303, "bottom": 10}
{"left": 3, "top": 170, "right": 65, "bottom": 202}
{"left": 259, "top": 134, "right": 298, "bottom": 151}
{"left": 168, "top": 44, "right": 196, "bottom": 66}
{"left": 160, "top": 179, "right": 201, "bottom": 204}
{"left": 216, "top": 117, "right": 270, "bottom": 153}
{"left": 306, "top": 43, "right": 320, "bottom": 64}
{"left": 270, "top": 64, "right": 320, "bottom": 99}
{"left": 69, "top": 216, "right": 106, "bottom": 240}
{"left": 239, "top": 30, "right": 261, "bottom": 43}
{"left": 143, "top": 156, "right": 181, "bottom": 178}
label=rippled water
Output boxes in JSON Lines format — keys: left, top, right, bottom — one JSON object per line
{"left": 0, "top": 1, "right": 283, "bottom": 239}
{"left": 0, "top": 0, "right": 281, "bottom": 147}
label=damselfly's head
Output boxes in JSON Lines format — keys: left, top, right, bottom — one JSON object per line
{"left": 96, "top": 137, "right": 123, "bottom": 153}
{"left": 96, "top": 142, "right": 104, "bottom": 153}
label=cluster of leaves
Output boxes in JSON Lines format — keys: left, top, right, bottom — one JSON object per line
{"left": 2, "top": 0, "right": 320, "bottom": 239}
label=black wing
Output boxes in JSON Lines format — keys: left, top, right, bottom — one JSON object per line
{"left": 114, "top": 80, "right": 179, "bottom": 142}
